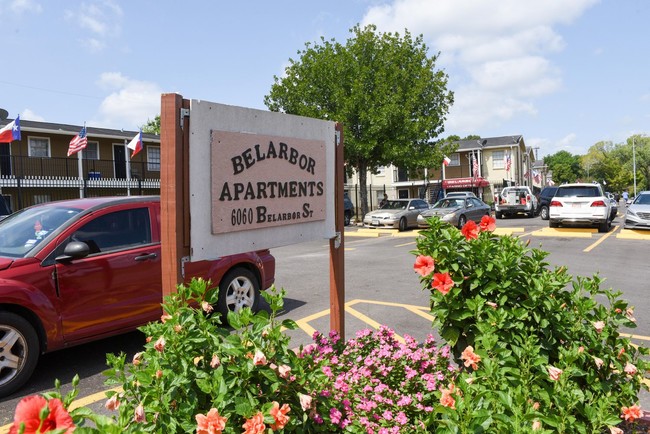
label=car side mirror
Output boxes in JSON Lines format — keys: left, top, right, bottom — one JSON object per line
{"left": 409, "top": 206, "right": 415, "bottom": 210}
{"left": 56, "top": 241, "right": 91, "bottom": 262}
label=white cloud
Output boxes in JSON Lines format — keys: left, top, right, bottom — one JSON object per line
{"left": 91, "top": 72, "right": 161, "bottom": 130}
{"left": 360, "top": 0, "right": 597, "bottom": 137}
{"left": 20, "top": 109, "right": 45, "bottom": 121}
{"left": 65, "top": 0, "right": 123, "bottom": 51}
{"left": 8, "top": 0, "right": 42, "bottom": 14}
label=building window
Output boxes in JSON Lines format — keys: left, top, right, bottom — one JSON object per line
{"left": 492, "top": 151, "right": 505, "bottom": 169}
{"left": 147, "top": 146, "right": 160, "bottom": 171}
{"left": 449, "top": 153, "right": 460, "bottom": 166}
{"left": 28, "top": 137, "right": 50, "bottom": 157}
{"left": 398, "top": 189, "right": 409, "bottom": 199}
{"left": 83, "top": 142, "right": 100, "bottom": 160}
{"left": 376, "top": 166, "right": 386, "bottom": 176}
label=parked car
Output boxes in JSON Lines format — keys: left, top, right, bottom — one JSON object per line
{"left": 624, "top": 191, "right": 650, "bottom": 230}
{"left": 343, "top": 193, "right": 354, "bottom": 226}
{"left": 608, "top": 196, "right": 618, "bottom": 221}
{"left": 363, "top": 198, "right": 429, "bottom": 231}
{"left": 536, "top": 186, "right": 559, "bottom": 220}
{"left": 494, "top": 186, "right": 537, "bottom": 218}
{"left": 0, "top": 196, "right": 275, "bottom": 397}
{"left": 548, "top": 183, "right": 611, "bottom": 232}
{"left": 417, "top": 197, "right": 491, "bottom": 229}
{"left": 444, "top": 191, "right": 477, "bottom": 199}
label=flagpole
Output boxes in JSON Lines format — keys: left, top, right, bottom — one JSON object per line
{"left": 77, "top": 122, "right": 85, "bottom": 199}
{"left": 125, "top": 139, "right": 131, "bottom": 196}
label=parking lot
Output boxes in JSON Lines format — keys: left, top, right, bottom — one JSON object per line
{"left": 1, "top": 210, "right": 649, "bottom": 429}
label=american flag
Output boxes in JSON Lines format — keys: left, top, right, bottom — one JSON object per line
{"left": 505, "top": 152, "right": 512, "bottom": 172}
{"left": 67, "top": 126, "right": 88, "bottom": 157}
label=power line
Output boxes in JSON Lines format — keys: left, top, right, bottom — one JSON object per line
{"left": 0, "top": 80, "right": 102, "bottom": 100}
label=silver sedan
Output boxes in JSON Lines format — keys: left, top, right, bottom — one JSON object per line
{"left": 418, "top": 197, "right": 491, "bottom": 228}
{"left": 624, "top": 191, "right": 650, "bottom": 230}
{"left": 363, "top": 199, "right": 430, "bottom": 231}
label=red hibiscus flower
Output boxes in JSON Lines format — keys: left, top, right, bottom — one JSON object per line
{"left": 460, "top": 346, "right": 482, "bottom": 370}
{"left": 432, "top": 272, "right": 454, "bottom": 295}
{"left": 242, "top": 412, "right": 266, "bottom": 434}
{"left": 270, "top": 402, "right": 291, "bottom": 430}
{"left": 621, "top": 404, "right": 643, "bottom": 422}
{"left": 413, "top": 255, "right": 435, "bottom": 276}
{"left": 10, "top": 395, "right": 75, "bottom": 434}
{"left": 479, "top": 215, "right": 496, "bottom": 232}
{"left": 196, "top": 408, "right": 228, "bottom": 434}
{"left": 461, "top": 220, "right": 479, "bottom": 240}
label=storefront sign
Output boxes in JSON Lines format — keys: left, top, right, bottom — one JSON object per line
{"left": 443, "top": 177, "right": 490, "bottom": 189}
{"left": 211, "top": 130, "right": 326, "bottom": 234}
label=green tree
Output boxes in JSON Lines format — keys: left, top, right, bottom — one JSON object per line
{"left": 627, "top": 135, "right": 650, "bottom": 193}
{"left": 141, "top": 115, "right": 160, "bottom": 135}
{"left": 544, "top": 150, "right": 582, "bottom": 184}
{"left": 264, "top": 24, "right": 454, "bottom": 215}
{"left": 582, "top": 141, "right": 626, "bottom": 192}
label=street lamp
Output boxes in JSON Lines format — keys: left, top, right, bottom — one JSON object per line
{"left": 633, "top": 136, "right": 637, "bottom": 198}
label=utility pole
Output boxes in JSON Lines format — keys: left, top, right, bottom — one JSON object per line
{"left": 633, "top": 136, "right": 637, "bottom": 198}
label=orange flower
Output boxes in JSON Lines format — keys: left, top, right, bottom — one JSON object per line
{"left": 160, "top": 313, "right": 172, "bottom": 323}
{"left": 10, "top": 396, "right": 75, "bottom": 434}
{"left": 242, "top": 412, "right": 266, "bottom": 434}
{"left": 196, "top": 408, "right": 228, "bottom": 434}
{"left": 460, "top": 346, "right": 481, "bottom": 370}
{"left": 439, "top": 384, "right": 456, "bottom": 409}
{"left": 461, "top": 220, "right": 479, "bottom": 240}
{"left": 479, "top": 215, "right": 496, "bottom": 232}
{"left": 432, "top": 272, "right": 454, "bottom": 295}
{"left": 413, "top": 255, "right": 435, "bottom": 276}
{"left": 154, "top": 336, "right": 166, "bottom": 352}
{"left": 105, "top": 395, "right": 120, "bottom": 411}
{"left": 270, "top": 402, "right": 291, "bottom": 430}
{"left": 532, "top": 420, "right": 542, "bottom": 430}
{"left": 621, "top": 404, "right": 642, "bottom": 422}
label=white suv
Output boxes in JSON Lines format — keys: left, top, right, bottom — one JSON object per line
{"left": 549, "top": 183, "right": 611, "bottom": 232}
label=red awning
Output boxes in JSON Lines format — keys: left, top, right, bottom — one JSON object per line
{"left": 442, "top": 177, "right": 490, "bottom": 189}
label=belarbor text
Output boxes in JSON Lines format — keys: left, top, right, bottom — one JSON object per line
{"left": 231, "top": 141, "right": 316, "bottom": 175}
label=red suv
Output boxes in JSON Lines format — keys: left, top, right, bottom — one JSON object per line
{"left": 0, "top": 196, "right": 275, "bottom": 397}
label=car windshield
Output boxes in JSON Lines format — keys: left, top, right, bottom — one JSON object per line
{"left": 382, "top": 200, "right": 409, "bottom": 210}
{"left": 433, "top": 199, "right": 464, "bottom": 209}
{"left": 633, "top": 194, "right": 650, "bottom": 205}
{"left": 0, "top": 206, "right": 82, "bottom": 258}
{"left": 555, "top": 186, "right": 601, "bottom": 198}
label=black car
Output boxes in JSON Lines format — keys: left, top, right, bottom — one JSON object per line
{"left": 344, "top": 193, "right": 354, "bottom": 226}
{"left": 537, "top": 186, "right": 558, "bottom": 220}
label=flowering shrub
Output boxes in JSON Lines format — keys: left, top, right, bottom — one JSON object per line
{"left": 300, "top": 326, "right": 457, "bottom": 433}
{"left": 102, "top": 278, "right": 332, "bottom": 433}
{"left": 414, "top": 215, "right": 650, "bottom": 432}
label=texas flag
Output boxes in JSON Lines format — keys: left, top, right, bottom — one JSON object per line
{"left": 127, "top": 130, "right": 143, "bottom": 157}
{"left": 0, "top": 116, "right": 21, "bottom": 143}
{"left": 443, "top": 155, "right": 451, "bottom": 166}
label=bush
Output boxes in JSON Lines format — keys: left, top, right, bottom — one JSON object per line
{"left": 413, "top": 216, "right": 649, "bottom": 432}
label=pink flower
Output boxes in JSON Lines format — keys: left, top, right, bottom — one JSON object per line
{"left": 485, "top": 301, "right": 498, "bottom": 309}
{"left": 624, "top": 362, "right": 638, "bottom": 376}
{"left": 593, "top": 356, "right": 604, "bottom": 369}
{"left": 201, "top": 301, "right": 214, "bottom": 314}
{"left": 621, "top": 404, "right": 642, "bottom": 422}
{"left": 210, "top": 354, "right": 221, "bottom": 368}
{"left": 460, "top": 346, "right": 481, "bottom": 370}
{"left": 270, "top": 402, "right": 291, "bottom": 430}
{"left": 195, "top": 408, "right": 227, "bottom": 434}
{"left": 132, "top": 352, "right": 143, "bottom": 366}
{"left": 461, "top": 220, "right": 479, "bottom": 240}
{"left": 547, "top": 365, "right": 563, "bottom": 381}
{"left": 155, "top": 370, "right": 163, "bottom": 379}
{"left": 154, "top": 336, "right": 165, "bottom": 352}
{"left": 299, "top": 393, "right": 313, "bottom": 411}
{"left": 593, "top": 321, "right": 605, "bottom": 333}
{"left": 160, "top": 313, "right": 172, "bottom": 323}
{"left": 532, "top": 420, "right": 542, "bottom": 430}
{"left": 479, "top": 215, "right": 496, "bottom": 232}
{"left": 413, "top": 255, "right": 435, "bottom": 276}
{"left": 105, "top": 395, "right": 120, "bottom": 411}
{"left": 10, "top": 396, "right": 75, "bottom": 434}
{"left": 134, "top": 403, "right": 146, "bottom": 423}
{"left": 277, "top": 364, "right": 291, "bottom": 379}
{"left": 252, "top": 350, "right": 267, "bottom": 366}
{"left": 432, "top": 272, "right": 454, "bottom": 295}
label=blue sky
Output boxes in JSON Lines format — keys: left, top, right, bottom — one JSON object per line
{"left": 1, "top": 0, "right": 648, "bottom": 158}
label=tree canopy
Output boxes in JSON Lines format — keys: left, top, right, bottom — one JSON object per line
{"left": 264, "top": 24, "right": 454, "bottom": 214}
{"left": 141, "top": 115, "right": 160, "bottom": 135}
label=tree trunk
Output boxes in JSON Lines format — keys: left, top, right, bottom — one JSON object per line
{"left": 358, "top": 161, "right": 369, "bottom": 218}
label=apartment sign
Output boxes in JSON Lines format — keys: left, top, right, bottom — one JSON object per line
{"left": 211, "top": 130, "right": 326, "bottom": 234}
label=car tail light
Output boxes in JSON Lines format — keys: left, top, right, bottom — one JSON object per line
{"left": 521, "top": 197, "right": 527, "bottom": 205}
{"left": 550, "top": 200, "right": 563, "bottom": 207}
{"left": 591, "top": 200, "right": 607, "bottom": 207}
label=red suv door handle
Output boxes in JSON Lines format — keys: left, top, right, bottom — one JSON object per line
{"left": 134, "top": 253, "right": 157, "bottom": 261}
